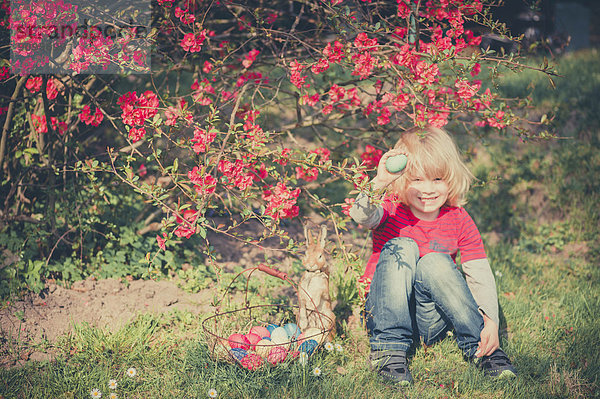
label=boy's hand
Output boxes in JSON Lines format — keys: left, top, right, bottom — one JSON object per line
{"left": 476, "top": 314, "right": 499, "bottom": 357}
{"left": 372, "top": 149, "right": 408, "bottom": 190}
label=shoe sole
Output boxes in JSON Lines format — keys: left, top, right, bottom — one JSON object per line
{"left": 497, "top": 369, "right": 517, "bottom": 379}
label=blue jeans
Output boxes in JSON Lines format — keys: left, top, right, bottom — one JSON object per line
{"left": 365, "top": 237, "right": 483, "bottom": 358}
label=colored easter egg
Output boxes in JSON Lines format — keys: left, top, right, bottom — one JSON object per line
{"left": 254, "top": 339, "right": 273, "bottom": 358}
{"left": 266, "top": 323, "right": 278, "bottom": 334}
{"left": 266, "top": 346, "right": 288, "bottom": 365}
{"left": 249, "top": 325, "right": 271, "bottom": 339}
{"left": 245, "top": 333, "right": 262, "bottom": 350}
{"left": 283, "top": 323, "right": 302, "bottom": 340}
{"left": 298, "top": 339, "right": 318, "bottom": 355}
{"left": 302, "top": 327, "right": 326, "bottom": 344}
{"left": 228, "top": 333, "right": 251, "bottom": 350}
{"left": 240, "top": 353, "right": 263, "bottom": 370}
{"left": 270, "top": 334, "right": 290, "bottom": 349}
{"left": 385, "top": 154, "right": 408, "bottom": 173}
{"left": 230, "top": 347, "right": 247, "bottom": 361}
{"left": 270, "top": 326, "right": 289, "bottom": 343}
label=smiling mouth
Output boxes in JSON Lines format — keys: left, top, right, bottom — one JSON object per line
{"left": 419, "top": 196, "right": 439, "bottom": 201}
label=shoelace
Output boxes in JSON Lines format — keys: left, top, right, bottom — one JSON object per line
{"left": 480, "top": 350, "right": 511, "bottom": 369}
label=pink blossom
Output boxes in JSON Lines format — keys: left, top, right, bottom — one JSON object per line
{"left": 242, "top": 49, "right": 260, "bottom": 69}
{"left": 79, "top": 105, "right": 104, "bottom": 126}
{"left": 323, "top": 40, "right": 344, "bottom": 63}
{"left": 296, "top": 166, "right": 319, "bottom": 182}
{"left": 360, "top": 145, "right": 382, "bottom": 168}
{"left": 128, "top": 127, "right": 146, "bottom": 143}
{"left": 174, "top": 209, "right": 198, "bottom": 238}
{"left": 190, "top": 127, "right": 217, "bottom": 153}
{"left": 311, "top": 58, "right": 330, "bottom": 74}
{"left": 26, "top": 77, "right": 42, "bottom": 92}
{"left": 414, "top": 61, "right": 439, "bottom": 86}
{"left": 262, "top": 182, "right": 300, "bottom": 220}
{"left": 156, "top": 233, "right": 167, "bottom": 250}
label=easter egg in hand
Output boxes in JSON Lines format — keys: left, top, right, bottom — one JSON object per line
{"left": 228, "top": 333, "right": 251, "bottom": 350}
{"left": 385, "top": 154, "right": 408, "bottom": 173}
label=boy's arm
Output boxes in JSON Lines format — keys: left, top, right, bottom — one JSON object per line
{"left": 462, "top": 258, "right": 500, "bottom": 357}
{"left": 461, "top": 258, "right": 499, "bottom": 327}
{"left": 348, "top": 192, "right": 384, "bottom": 229}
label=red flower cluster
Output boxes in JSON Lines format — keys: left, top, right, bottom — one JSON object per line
{"left": 181, "top": 30, "right": 208, "bottom": 52}
{"left": 174, "top": 209, "right": 199, "bottom": 238}
{"left": 295, "top": 166, "right": 319, "bottom": 182}
{"left": 25, "top": 77, "right": 42, "bottom": 92}
{"left": 289, "top": 60, "right": 309, "bottom": 89}
{"left": 323, "top": 40, "right": 344, "bottom": 63}
{"left": 175, "top": 6, "right": 195, "bottom": 24}
{"left": 117, "top": 90, "right": 159, "bottom": 142}
{"left": 191, "top": 78, "right": 215, "bottom": 105}
{"left": 188, "top": 167, "right": 217, "bottom": 195}
{"left": 236, "top": 72, "right": 268, "bottom": 88}
{"left": 25, "top": 77, "right": 61, "bottom": 100}
{"left": 70, "top": 28, "right": 115, "bottom": 74}
{"left": 455, "top": 78, "right": 481, "bottom": 101}
{"left": 262, "top": 182, "right": 300, "bottom": 221}
{"left": 79, "top": 105, "right": 104, "bottom": 127}
{"left": 242, "top": 49, "right": 260, "bottom": 69}
{"left": 360, "top": 145, "right": 383, "bottom": 168}
{"left": 351, "top": 33, "right": 379, "bottom": 80}
{"left": 218, "top": 159, "right": 256, "bottom": 191}
{"left": 31, "top": 114, "right": 67, "bottom": 135}
{"left": 190, "top": 127, "right": 217, "bottom": 154}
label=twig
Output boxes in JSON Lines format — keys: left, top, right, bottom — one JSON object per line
{"left": 0, "top": 76, "right": 27, "bottom": 175}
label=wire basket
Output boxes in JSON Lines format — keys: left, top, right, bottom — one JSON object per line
{"left": 202, "top": 263, "right": 334, "bottom": 370}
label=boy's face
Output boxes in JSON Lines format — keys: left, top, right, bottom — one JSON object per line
{"left": 405, "top": 176, "right": 449, "bottom": 221}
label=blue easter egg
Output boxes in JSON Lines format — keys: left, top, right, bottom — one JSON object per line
{"left": 385, "top": 154, "right": 408, "bottom": 173}
{"left": 266, "top": 323, "right": 278, "bottom": 333}
{"left": 230, "top": 347, "right": 247, "bottom": 361}
{"left": 298, "top": 339, "right": 318, "bottom": 355}
{"left": 283, "top": 323, "right": 301, "bottom": 340}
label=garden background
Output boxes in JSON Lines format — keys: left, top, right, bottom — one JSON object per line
{"left": 0, "top": 0, "right": 599, "bottom": 398}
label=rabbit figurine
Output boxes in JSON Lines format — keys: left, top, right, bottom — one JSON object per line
{"left": 297, "top": 225, "right": 336, "bottom": 341}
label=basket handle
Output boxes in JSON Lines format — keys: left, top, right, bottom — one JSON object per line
{"left": 257, "top": 263, "right": 288, "bottom": 280}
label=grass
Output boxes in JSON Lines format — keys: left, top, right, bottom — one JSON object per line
{"left": 2, "top": 51, "right": 600, "bottom": 398}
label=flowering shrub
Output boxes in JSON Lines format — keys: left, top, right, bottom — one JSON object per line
{"left": 0, "top": 0, "right": 558, "bottom": 286}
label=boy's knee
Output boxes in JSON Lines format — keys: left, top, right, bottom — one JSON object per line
{"left": 416, "top": 252, "right": 456, "bottom": 282}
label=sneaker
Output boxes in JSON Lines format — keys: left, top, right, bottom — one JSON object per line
{"left": 369, "top": 350, "right": 413, "bottom": 386}
{"left": 477, "top": 349, "right": 517, "bottom": 379}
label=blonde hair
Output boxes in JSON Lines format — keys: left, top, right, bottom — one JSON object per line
{"left": 390, "top": 125, "right": 474, "bottom": 207}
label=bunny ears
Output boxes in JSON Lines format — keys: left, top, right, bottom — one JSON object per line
{"left": 304, "top": 224, "right": 327, "bottom": 248}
